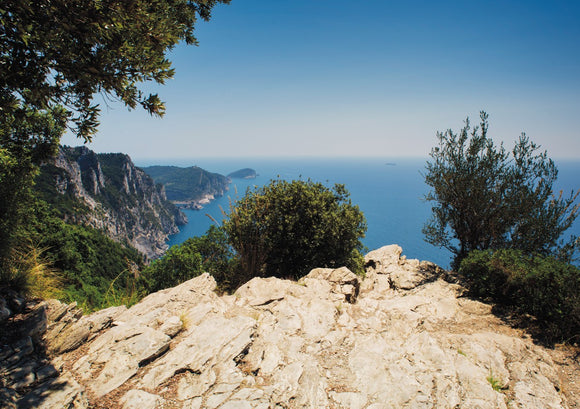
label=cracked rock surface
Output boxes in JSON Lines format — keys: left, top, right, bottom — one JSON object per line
{"left": 2, "top": 245, "right": 578, "bottom": 408}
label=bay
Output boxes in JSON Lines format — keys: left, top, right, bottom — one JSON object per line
{"left": 138, "top": 157, "right": 580, "bottom": 269}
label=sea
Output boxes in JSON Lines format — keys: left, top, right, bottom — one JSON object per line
{"left": 136, "top": 157, "right": 580, "bottom": 270}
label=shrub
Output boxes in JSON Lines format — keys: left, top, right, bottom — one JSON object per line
{"left": 142, "top": 225, "right": 235, "bottom": 292}
{"left": 460, "top": 249, "right": 580, "bottom": 343}
{"left": 222, "top": 179, "right": 367, "bottom": 281}
{"left": 424, "top": 111, "right": 578, "bottom": 269}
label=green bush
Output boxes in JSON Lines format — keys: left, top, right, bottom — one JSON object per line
{"left": 222, "top": 179, "right": 367, "bottom": 281}
{"left": 460, "top": 249, "right": 580, "bottom": 343}
{"left": 142, "top": 225, "right": 235, "bottom": 292}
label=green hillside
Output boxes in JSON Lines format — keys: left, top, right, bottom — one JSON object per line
{"left": 142, "top": 165, "right": 229, "bottom": 202}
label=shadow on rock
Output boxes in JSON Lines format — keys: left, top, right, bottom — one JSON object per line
{"left": 0, "top": 295, "right": 88, "bottom": 409}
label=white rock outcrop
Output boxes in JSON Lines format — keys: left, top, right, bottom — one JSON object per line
{"left": 2, "top": 245, "right": 577, "bottom": 408}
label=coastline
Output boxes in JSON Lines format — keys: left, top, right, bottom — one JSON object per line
{"left": 172, "top": 193, "right": 218, "bottom": 210}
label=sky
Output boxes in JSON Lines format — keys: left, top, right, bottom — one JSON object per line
{"left": 61, "top": 0, "right": 580, "bottom": 160}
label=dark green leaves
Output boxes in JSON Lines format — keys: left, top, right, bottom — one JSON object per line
{"left": 1, "top": 0, "right": 230, "bottom": 141}
{"left": 460, "top": 249, "right": 580, "bottom": 343}
{"left": 223, "top": 179, "right": 367, "bottom": 280}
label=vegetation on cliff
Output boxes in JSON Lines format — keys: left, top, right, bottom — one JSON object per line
{"left": 35, "top": 146, "right": 186, "bottom": 259}
{"left": 142, "top": 165, "right": 230, "bottom": 202}
{"left": 1, "top": 198, "right": 145, "bottom": 312}
{"left": 145, "top": 179, "right": 367, "bottom": 293}
{"left": 142, "top": 226, "right": 234, "bottom": 293}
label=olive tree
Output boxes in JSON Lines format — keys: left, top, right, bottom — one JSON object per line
{"left": 223, "top": 179, "right": 367, "bottom": 280}
{"left": 423, "top": 111, "right": 578, "bottom": 269}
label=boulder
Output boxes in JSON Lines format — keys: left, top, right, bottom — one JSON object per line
{"left": 301, "top": 266, "right": 360, "bottom": 303}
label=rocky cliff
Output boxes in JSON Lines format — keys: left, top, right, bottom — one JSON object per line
{"left": 1, "top": 245, "right": 578, "bottom": 409}
{"left": 36, "top": 146, "right": 187, "bottom": 259}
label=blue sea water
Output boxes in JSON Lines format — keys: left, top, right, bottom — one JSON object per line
{"left": 137, "top": 157, "right": 580, "bottom": 270}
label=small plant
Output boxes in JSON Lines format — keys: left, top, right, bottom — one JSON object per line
{"left": 487, "top": 370, "right": 504, "bottom": 392}
{"left": 457, "top": 349, "right": 467, "bottom": 357}
{"left": 101, "top": 259, "right": 144, "bottom": 310}
{"left": 179, "top": 312, "right": 191, "bottom": 330}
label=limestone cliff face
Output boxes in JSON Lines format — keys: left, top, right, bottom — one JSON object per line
{"left": 38, "top": 146, "right": 187, "bottom": 259}
{"left": 3, "top": 246, "right": 578, "bottom": 409}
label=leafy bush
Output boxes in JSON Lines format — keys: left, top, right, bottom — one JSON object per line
{"left": 143, "top": 226, "right": 235, "bottom": 292}
{"left": 222, "top": 179, "right": 367, "bottom": 281}
{"left": 460, "top": 249, "right": 580, "bottom": 343}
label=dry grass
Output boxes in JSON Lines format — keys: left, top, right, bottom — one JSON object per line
{"left": 1, "top": 245, "right": 62, "bottom": 299}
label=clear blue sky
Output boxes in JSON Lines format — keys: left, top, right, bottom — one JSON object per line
{"left": 61, "top": 0, "right": 580, "bottom": 159}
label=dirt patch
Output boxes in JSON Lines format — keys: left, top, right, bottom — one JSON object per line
{"left": 548, "top": 344, "right": 580, "bottom": 408}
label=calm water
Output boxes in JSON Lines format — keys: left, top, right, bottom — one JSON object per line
{"left": 137, "top": 157, "right": 580, "bottom": 269}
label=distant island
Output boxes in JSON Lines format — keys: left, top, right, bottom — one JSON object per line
{"left": 228, "top": 168, "right": 258, "bottom": 179}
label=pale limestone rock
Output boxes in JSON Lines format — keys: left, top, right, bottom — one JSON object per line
{"left": 329, "top": 391, "right": 367, "bottom": 409}
{"left": 158, "top": 315, "right": 183, "bottom": 337}
{"left": 177, "top": 369, "right": 217, "bottom": 400}
{"left": 139, "top": 314, "right": 255, "bottom": 390}
{"left": 220, "top": 401, "right": 253, "bottom": 409}
{"left": 231, "top": 388, "right": 265, "bottom": 401}
{"left": 120, "top": 390, "right": 165, "bottom": 409}
{"left": 48, "top": 305, "right": 126, "bottom": 354}
{"left": 182, "top": 396, "right": 203, "bottom": 409}
{"left": 17, "top": 372, "right": 88, "bottom": 409}
{"left": 234, "top": 277, "right": 297, "bottom": 307}
{"left": 365, "top": 244, "right": 403, "bottom": 268}
{"left": 18, "top": 245, "right": 573, "bottom": 409}
{"left": 302, "top": 266, "right": 360, "bottom": 303}
{"left": 362, "top": 244, "right": 440, "bottom": 293}
{"left": 73, "top": 324, "right": 170, "bottom": 397}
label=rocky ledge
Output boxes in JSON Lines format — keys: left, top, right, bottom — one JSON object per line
{"left": 1, "top": 245, "right": 578, "bottom": 408}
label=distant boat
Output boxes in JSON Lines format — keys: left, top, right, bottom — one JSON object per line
{"left": 385, "top": 162, "right": 397, "bottom": 166}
